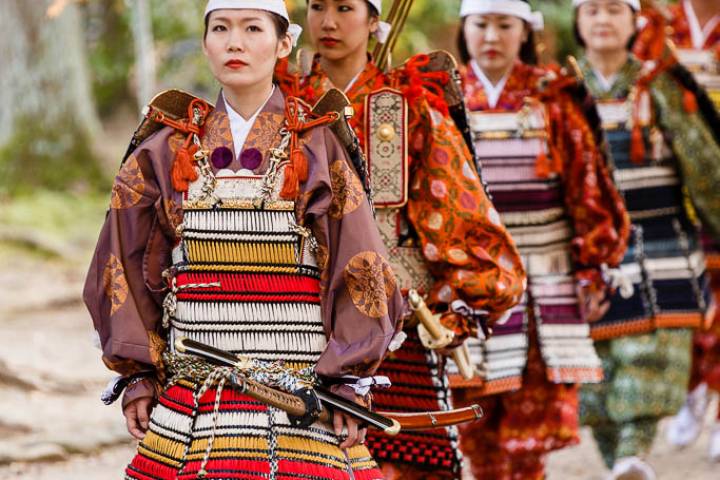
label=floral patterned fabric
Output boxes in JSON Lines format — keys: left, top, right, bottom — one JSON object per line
{"left": 454, "top": 60, "right": 629, "bottom": 477}
{"left": 278, "top": 56, "right": 525, "bottom": 325}
{"left": 581, "top": 329, "right": 693, "bottom": 468}
{"left": 664, "top": 1, "right": 720, "bottom": 401}
{"left": 462, "top": 61, "right": 629, "bottom": 273}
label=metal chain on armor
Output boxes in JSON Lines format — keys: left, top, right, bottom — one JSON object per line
{"left": 673, "top": 218, "right": 706, "bottom": 311}
{"left": 254, "top": 127, "right": 292, "bottom": 208}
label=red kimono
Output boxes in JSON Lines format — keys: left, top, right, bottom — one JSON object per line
{"left": 454, "top": 61, "right": 630, "bottom": 480}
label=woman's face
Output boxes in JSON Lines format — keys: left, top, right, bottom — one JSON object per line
{"left": 203, "top": 9, "right": 292, "bottom": 91}
{"left": 576, "top": 1, "right": 636, "bottom": 54}
{"left": 307, "top": 0, "right": 378, "bottom": 62}
{"left": 463, "top": 14, "right": 528, "bottom": 77}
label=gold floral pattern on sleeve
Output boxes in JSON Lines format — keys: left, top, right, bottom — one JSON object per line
{"left": 102, "top": 254, "right": 129, "bottom": 316}
{"left": 110, "top": 155, "right": 145, "bottom": 209}
{"left": 329, "top": 159, "right": 364, "bottom": 219}
{"left": 344, "top": 252, "right": 397, "bottom": 319}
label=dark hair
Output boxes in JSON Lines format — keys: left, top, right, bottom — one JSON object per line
{"left": 456, "top": 16, "right": 538, "bottom": 65}
{"left": 367, "top": 3, "right": 379, "bottom": 17}
{"left": 204, "top": 11, "right": 290, "bottom": 40}
{"left": 572, "top": 11, "right": 637, "bottom": 49}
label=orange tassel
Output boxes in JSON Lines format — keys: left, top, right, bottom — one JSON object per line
{"left": 683, "top": 89, "right": 698, "bottom": 114}
{"left": 171, "top": 140, "right": 199, "bottom": 192}
{"left": 631, "top": 125, "right": 646, "bottom": 165}
{"left": 292, "top": 148, "right": 308, "bottom": 182}
{"left": 280, "top": 164, "right": 299, "bottom": 199}
{"left": 536, "top": 149, "right": 550, "bottom": 178}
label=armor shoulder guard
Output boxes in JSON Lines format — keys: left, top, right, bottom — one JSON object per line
{"left": 417, "top": 50, "right": 464, "bottom": 110}
{"left": 413, "top": 50, "right": 487, "bottom": 182}
{"left": 311, "top": 88, "right": 372, "bottom": 199}
{"left": 122, "top": 89, "right": 214, "bottom": 163}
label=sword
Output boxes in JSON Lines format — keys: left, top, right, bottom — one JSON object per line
{"left": 174, "top": 337, "right": 483, "bottom": 433}
{"left": 408, "top": 289, "right": 477, "bottom": 381}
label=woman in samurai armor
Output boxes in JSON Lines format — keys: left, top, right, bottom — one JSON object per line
{"left": 83, "top": 1, "right": 406, "bottom": 478}
{"left": 634, "top": 0, "right": 720, "bottom": 460}
{"left": 275, "top": 1, "right": 527, "bottom": 478}
{"left": 452, "top": 1, "right": 631, "bottom": 479}
{"left": 573, "top": 0, "right": 720, "bottom": 477}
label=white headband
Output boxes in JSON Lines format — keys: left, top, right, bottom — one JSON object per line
{"left": 367, "top": 0, "right": 382, "bottom": 14}
{"left": 572, "top": 0, "right": 640, "bottom": 10}
{"left": 364, "top": 0, "right": 392, "bottom": 44}
{"left": 204, "top": 0, "right": 303, "bottom": 46}
{"left": 460, "top": 0, "right": 544, "bottom": 31}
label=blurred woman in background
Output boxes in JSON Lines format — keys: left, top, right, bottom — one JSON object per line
{"left": 574, "top": 0, "right": 720, "bottom": 477}
{"left": 453, "top": 1, "right": 630, "bottom": 478}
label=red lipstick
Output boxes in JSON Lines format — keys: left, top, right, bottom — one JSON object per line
{"left": 320, "top": 37, "right": 340, "bottom": 47}
{"left": 225, "top": 59, "right": 248, "bottom": 69}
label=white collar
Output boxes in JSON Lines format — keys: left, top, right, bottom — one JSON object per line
{"left": 684, "top": 0, "right": 720, "bottom": 49}
{"left": 591, "top": 68, "right": 618, "bottom": 92}
{"left": 471, "top": 60, "right": 511, "bottom": 109}
{"left": 343, "top": 69, "right": 364, "bottom": 93}
{"left": 223, "top": 86, "right": 275, "bottom": 156}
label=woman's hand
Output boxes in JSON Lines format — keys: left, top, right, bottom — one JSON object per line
{"left": 123, "top": 397, "right": 154, "bottom": 440}
{"left": 333, "top": 411, "right": 367, "bottom": 449}
{"left": 578, "top": 285, "right": 611, "bottom": 323}
{"left": 333, "top": 396, "right": 368, "bottom": 449}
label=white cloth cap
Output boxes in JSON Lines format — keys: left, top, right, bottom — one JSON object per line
{"left": 204, "top": 0, "right": 303, "bottom": 45}
{"left": 572, "top": 0, "right": 640, "bottom": 11}
{"left": 460, "top": 0, "right": 544, "bottom": 31}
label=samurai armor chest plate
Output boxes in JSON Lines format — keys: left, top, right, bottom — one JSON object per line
{"left": 459, "top": 107, "right": 603, "bottom": 389}
{"left": 169, "top": 163, "right": 326, "bottom": 366}
{"left": 592, "top": 101, "right": 709, "bottom": 340}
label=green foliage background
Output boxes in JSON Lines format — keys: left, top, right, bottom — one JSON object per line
{"left": 85, "top": 0, "right": 590, "bottom": 116}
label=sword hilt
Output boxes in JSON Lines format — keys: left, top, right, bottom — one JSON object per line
{"left": 174, "top": 337, "right": 401, "bottom": 436}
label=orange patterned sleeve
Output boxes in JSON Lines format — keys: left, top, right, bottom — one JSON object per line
{"left": 405, "top": 97, "right": 526, "bottom": 332}
{"left": 554, "top": 89, "right": 631, "bottom": 289}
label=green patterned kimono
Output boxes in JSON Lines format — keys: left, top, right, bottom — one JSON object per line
{"left": 581, "top": 330, "right": 692, "bottom": 467}
{"left": 579, "top": 56, "right": 720, "bottom": 468}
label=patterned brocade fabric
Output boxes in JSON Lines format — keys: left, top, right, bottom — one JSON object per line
{"left": 664, "top": 1, "right": 720, "bottom": 397}
{"left": 454, "top": 312, "right": 580, "bottom": 479}
{"left": 448, "top": 60, "right": 629, "bottom": 474}
{"left": 581, "top": 329, "right": 693, "bottom": 468}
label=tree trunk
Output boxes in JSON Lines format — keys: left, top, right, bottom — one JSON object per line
{"left": 129, "top": 0, "right": 157, "bottom": 111}
{"left": 0, "top": 0, "right": 104, "bottom": 195}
